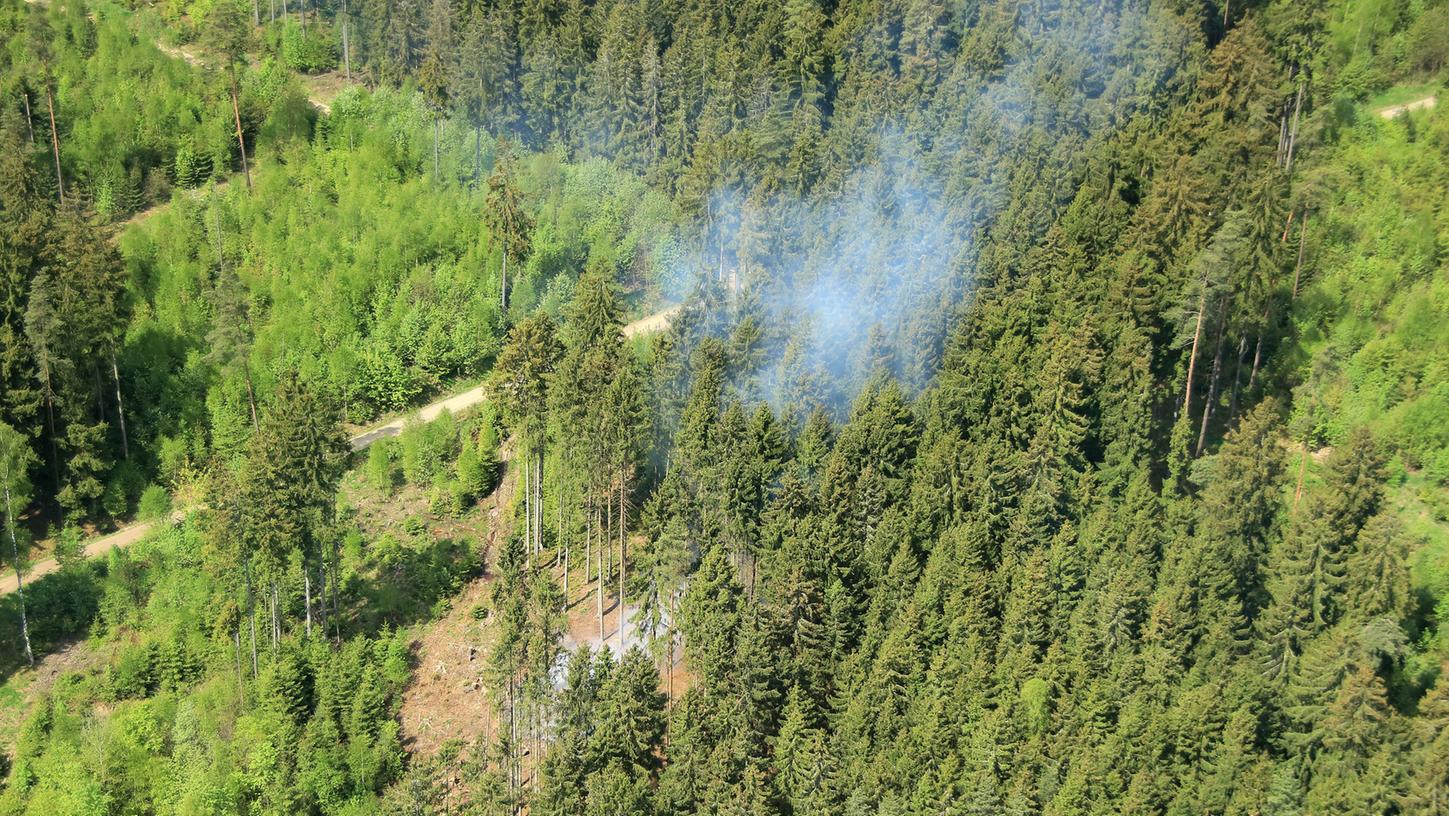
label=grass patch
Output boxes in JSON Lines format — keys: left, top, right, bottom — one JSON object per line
{"left": 0, "top": 678, "right": 24, "bottom": 712}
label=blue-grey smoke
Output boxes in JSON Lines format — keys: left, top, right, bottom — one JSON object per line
{"left": 648, "top": 0, "right": 1188, "bottom": 418}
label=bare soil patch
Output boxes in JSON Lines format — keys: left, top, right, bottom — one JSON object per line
{"left": 0, "top": 638, "right": 118, "bottom": 758}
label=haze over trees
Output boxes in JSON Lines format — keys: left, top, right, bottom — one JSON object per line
{"left": 1, "top": 0, "right": 1448, "bottom": 813}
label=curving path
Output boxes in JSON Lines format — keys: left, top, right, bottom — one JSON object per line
{"left": 1, "top": 305, "right": 679, "bottom": 596}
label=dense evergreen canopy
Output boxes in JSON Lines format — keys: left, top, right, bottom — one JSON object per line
{"left": 1, "top": 0, "right": 1447, "bottom": 813}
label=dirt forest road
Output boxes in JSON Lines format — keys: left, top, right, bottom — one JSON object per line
{"left": 348, "top": 384, "right": 489, "bottom": 451}
{"left": 1, "top": 305, "right": 679, "bottom": 597}
{"left": 0, "top": 509, "right": 186, "bottom": 596}
{"left": 348, "top": 304, "right": 681, "bottom": 450}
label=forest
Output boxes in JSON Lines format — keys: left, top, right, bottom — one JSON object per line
{"left": 1, "top": 0, "right": 1448, "bottom": 812}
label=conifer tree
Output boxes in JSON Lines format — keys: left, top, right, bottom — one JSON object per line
{"left": 492, "top": 314, "right": 563, "bottom": 562}
{"left": 202, "top": 0, "right": 253, "bottom": 190}
{"left": 484, "top": 141, "right": 532, "bottom": 314}
{"left": 418, "top": 0, "right": 453, "bottom": 180}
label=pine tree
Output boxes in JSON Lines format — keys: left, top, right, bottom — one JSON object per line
{"left": 484, "top": 141, "right": 532, "bottom": 315}
{"left": 680, "top": 544, "right": 743, "bottom": 689}
{"left": 418, "top": 0, "right": 453, "bottom": 180}
{"left": 774, "top": 684, "right": 834, "bottom": 814}
{"left": 202, "top": 0, "right": 253, "bottom": 190}
{"left": 23, "top": 215, "right": 127, "bottom": 520}
{"left": 241, "top": 371, "right": 347, "bottom": 642}
{"left": 0, "top": 106, "right": 47, "bottom": 443}
{"left": 455, "top": 8, "right": 520, "bottom": 179}
{"left": 1401, "top": 681, "right": 1449, "bottom": 815}
{"left": 591, "top": 646, "right": 666, "bottom": 771}
{"left": 1341, "top": 513, "right": 1412, "bottom": 624}
{"left": 492, "top": 314, "right": 563, "bottom": 561}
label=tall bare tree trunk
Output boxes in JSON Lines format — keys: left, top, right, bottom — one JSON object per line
{"left": 317, "top": 561, "right": 327, "bottom": 641}
{"left": 1195, "top": 299, "right": 1230, "bottom": 456}
{"left": 605, "top": 493, "right": 612, "bottom": 610}
{"left": 506, "top": 681, "right": 516, "bottom": 795}
{"left": 1279, "top": 111, "right": 1289, "bottom": 165}
{"left": 596, "top": 507, "right": 603, "bottom": 644}
{"left": 234, "top": 627, "right": 245, "bottom": 705}
{"left": 244, "top": 365, "right": 260, "bottom": 432}
{"left": 1285, "top": 81, "right": 1305, "bottom": 172}
{"left": 304, "top": 569, "right": 313, "bottom": 638}
{"left": 500, "top": 252, "right": 508, "bottom": 314}
{"left": 111, "top": 352, "right": 129, "bottom": 460}
{"left": 618, "top": 476, "right": 625, "bottom": 649}
{"left": 230, "top": 70, "right": 252, "bottom": 190}
{"left": 21, "top": 90, "right": 34, "bottom": 145}
{"left": 252, "top": 0, "right": 260, "bottom": 26}
{"left": 1228, "top": 335, "right": 1247, "bottom": 420}
{"left": 3, "top": 484, "right": 34, "bottom": 668}
{"left": 522, "top": 456, "right": 530, "bottom": 568}
{"left": 518, "top": 684, "right": 524, "bottom": 805}
{"left": 1291, "top": 216, "right": 1308, "bottom": 300}
{"left": 270, "top": 580, "right": 280, "bottom": 649}
{"left": 45, "top": 87, "right": 63, "bottom": 206}
{"left": 1182, "top": 288, "right": 1207, "bottom": 418}
{"left": 530, "top": 451, "right": 536, "bottom": 558}
{"left": 535, "top": 450, "right": 543, "bottom": 560}
{"left": 244, "top": 554, "right": 258, "bottom": 677}
{"left": 341, "top": 0, "right": 352, "bottom": 82}
{"left": 530, "top": 452, "right": 536, "bottom": 562}
{"left": 1248, "top": 298, "right": 1271, "bottom": 395}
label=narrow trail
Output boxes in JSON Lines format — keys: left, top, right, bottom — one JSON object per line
{"left": 153, "top": 41, "right": 203, "bottom": 68}
{"left": 0, "top": 305, "right": 679, "bottom": 597}
{"left": 117, "top": 173, "right": 236, "bottom": 230}
{"left": 1377, "top": 95, "right": 1437, "bottom": 118}
{"left": 151, "top": 40, "right": 333, "bottom": 112}
{"left": 623, "top": 304, "right": 682, "bottom": 338}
